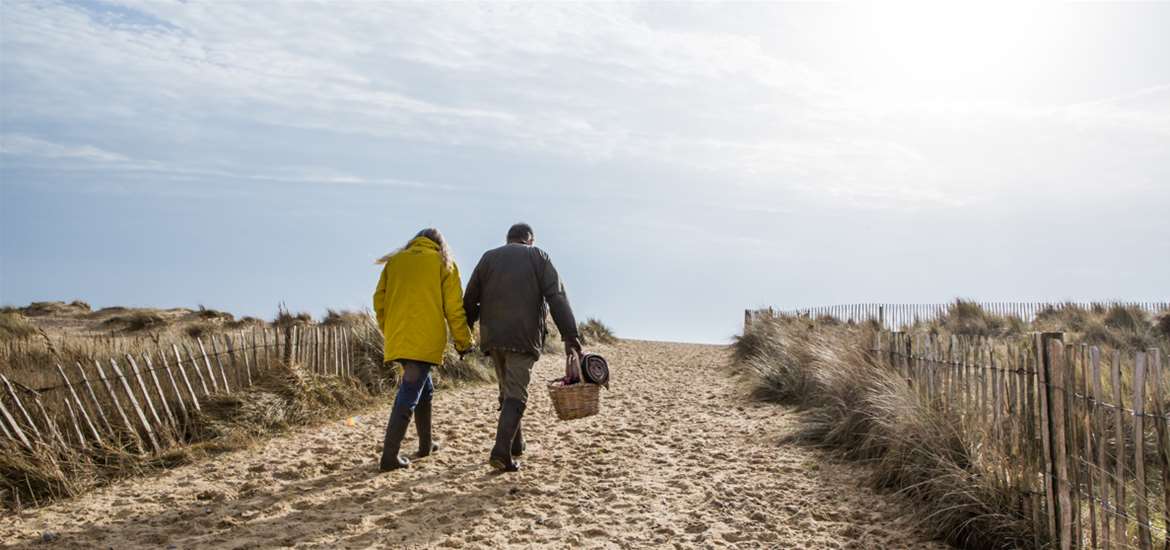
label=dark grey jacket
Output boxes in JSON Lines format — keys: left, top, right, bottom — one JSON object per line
{"left": 463, "top": 243, "right": 578, "bottom": 356}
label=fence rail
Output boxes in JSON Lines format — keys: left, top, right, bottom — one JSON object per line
{"left": 0, "top": 324, "right": 355, "bottom": 457}
{"left": 875, "top": 330, "right": 1168, "bottom": 550}
{"left": 746, "top": 301, "right": 1170, "bottom": 332}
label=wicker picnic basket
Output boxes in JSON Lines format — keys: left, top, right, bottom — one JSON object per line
{"left": 547, "top": 379, "right": 601, "bottom": 420}
{"left": 547, "top": 354, "right": 601, "bottom": 420}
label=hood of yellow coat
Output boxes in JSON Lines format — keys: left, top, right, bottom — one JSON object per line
{"left": 408, "top": 236, "right": 440, "bottom": 251}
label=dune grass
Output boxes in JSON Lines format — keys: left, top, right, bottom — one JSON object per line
{"left": 735, "top": 301, "right": 1169, "bottom": 549}
{"left": 735, "top": 316, "right": 1038, "bottom": 549}
{"left": 0, "top": 312, "right": 37, "bottom": 339}
{"left": 578, "top": 318, "right": 618, "bottom": 345}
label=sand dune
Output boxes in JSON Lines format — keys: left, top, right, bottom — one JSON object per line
{"left": 1, "top": 340, "right": 947, "bottom": 549}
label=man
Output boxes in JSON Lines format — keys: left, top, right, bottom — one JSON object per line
{"left": 463, "top": 223, "right": 581, "bottom": 472}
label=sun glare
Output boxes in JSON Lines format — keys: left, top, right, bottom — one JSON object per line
{"left": 857, "top": 4, "right": 1048, "bottom": 98}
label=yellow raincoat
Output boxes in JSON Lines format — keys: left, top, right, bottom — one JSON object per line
{"left": 373, "top": 236, "right": 472, "bottom": 365}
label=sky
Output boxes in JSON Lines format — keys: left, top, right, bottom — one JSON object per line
{"left": 1, "top": 2, "right": 1168, "bottom": 344}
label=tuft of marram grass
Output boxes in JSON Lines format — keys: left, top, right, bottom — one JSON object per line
{"left": 321, "top": 309, "right": 367, "bottom": 326}
{"left": 101, "top": 311, "right": 168, "bottom": 332}
{"left": 578, "top": 318, "right": 618, "bottom": 346}
{"left": 0, "top": 312, "right": 38, "bottom": 339}
{"left": 1157, "top": 313, "right": 1170, "bottom": 340}
{"left": 735, "top": 315, "right": 1040, "bottom": 549}
{"left": 273, "top": 304, "right": 312, "bottom": 328}
{"left": 190, "top": 361, "right": 373, "bottom": 441}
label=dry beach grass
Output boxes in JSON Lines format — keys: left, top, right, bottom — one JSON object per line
{"left": 733, "top": 303, "right": 1170, "bottom": 550}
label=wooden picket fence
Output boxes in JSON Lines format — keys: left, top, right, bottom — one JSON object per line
{"left": 876, "top": 330, "right": 1168, "bottom": 550}
{"left": 0, "top": 324, "right": 355, "bottom": 456}
{"left": 745, "top": 301, "right": 1170, "bottom": 332}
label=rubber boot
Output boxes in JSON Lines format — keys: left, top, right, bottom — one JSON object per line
{"left": 489, "top": 398, "right": 525, "bottom": 472}
{"left": 511, "top": 419, "right": 526, "bottom": 457}
{"left": 414, "top": 399, "right": 440, "bottom": 458}
{"left": 379, "top": 404, "right": 412, "bottom": 471}
{"left": 500, "top": 397, "right": 525, "bottom": 457}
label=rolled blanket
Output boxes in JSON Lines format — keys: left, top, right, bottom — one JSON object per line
{"left": 581, "top": 353, "right": 610, "bottom": 388}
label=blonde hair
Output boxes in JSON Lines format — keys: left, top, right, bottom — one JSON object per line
{"left": 376, "top": 227, "right": 454, "bottom": 270}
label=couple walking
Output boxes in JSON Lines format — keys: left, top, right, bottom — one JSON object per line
{"left": 372, "top": 223, "right": 581, "bottom": 473}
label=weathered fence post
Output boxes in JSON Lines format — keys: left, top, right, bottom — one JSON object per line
{"left": 184, "top": 343, "right": 213, "bottom": 394}
{"left": 174, "top": 344, "right": 205, "bottom": 408}
{"left": 93, "top": 359, "right": 143, "bottom": 452}
{"left": 1132, "top": 352, "right": 1153, "bottom": 550}
{"left": 109, "top": 358, "right": 161, "bottom": 453}
{"left": 0, "top": 373, "right": 41, "bottom": 442}
{"left": 139, "top": 353, "right": 177, "bottom": 434}
{"left": 1110, "top": 350, "right": 1128, "bottom": 549}
{"left": 1089, "top": 347, "right": 1112, "bottom": 548}
{"left": 153, "top": 350, "right": 190, "bottom": 426}
{"left": 0, "top": 386, "right": 32, "bottom": 449}
{"left": 262, "top": 326, "right": 270, "bottom": 369}
{"left": 221, "top": 334, "right": 239, "bottom": 390}
{"left": 56, "top": 364, "right": 102, "bottom": 444}
{"left": 1148, "top": 348, "right": 1169, "bottom": 550}
{"left": 74, "top": 362, "right": 114, "bottom": 437}
{"left": 204, "top": 337, "right": 230, "bottom": 393}
{"left": 0, "top": 404, "right": 15, "bottom": 442}
{"left": 125, "top": 355, "right": 164, "bottom": 436}
{"left": 62, "top": 398, "right": 86, "bottom": 449}
{"left": 1035, "top": 331, "right": 1065, "bottom": 548}
{"left": 240, "top": 332, "right": 254, "bottom": 387}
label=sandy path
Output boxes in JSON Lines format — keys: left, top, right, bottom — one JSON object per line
{"left": 1, "top": 341, "right": 947, "bottom": 549}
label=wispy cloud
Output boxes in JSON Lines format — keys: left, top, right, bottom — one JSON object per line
{"left": 1, "top": 1, "right": 1167, "bottom": 206}
{"left": 0, "top": 134, "right": 129, "bottom": 163}
{"left": 0, "top": 132, "right": 449, "bottom": 192}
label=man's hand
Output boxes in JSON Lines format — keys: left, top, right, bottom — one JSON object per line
{"left": 564, "top": 337, "right": 582, "bottom": 358}
{"left": 564, "top": 350, "right": 582, "bottom": 384}
{"left": 563, "top": 337, "right": 583, "bottom": 383}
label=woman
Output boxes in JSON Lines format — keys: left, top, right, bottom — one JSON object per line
{"left": 373, "top": 228, "right": 473, "bottom": 471}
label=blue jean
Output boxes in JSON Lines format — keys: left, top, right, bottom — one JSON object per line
{"left": 391, "top": 359, "right": 434, "bottom": 415}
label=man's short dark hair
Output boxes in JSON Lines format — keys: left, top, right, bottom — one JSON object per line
{"left": 506, "top": 223, "right": 534, "bottom": 243}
